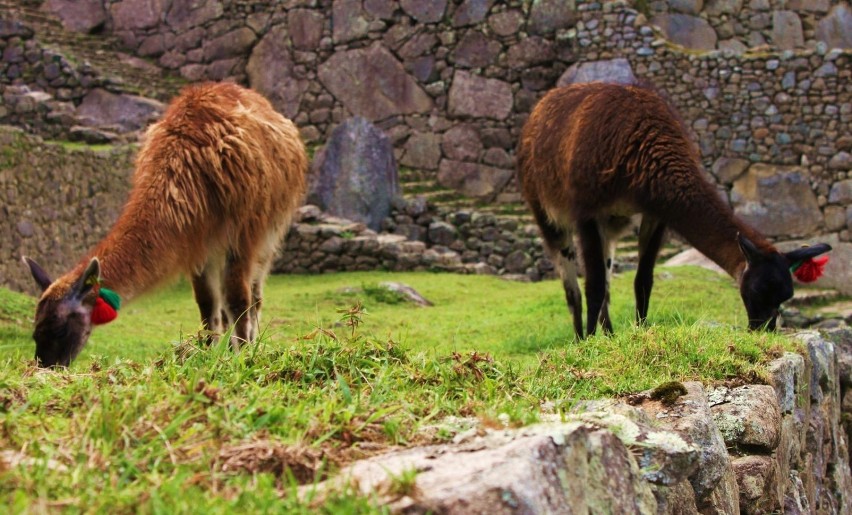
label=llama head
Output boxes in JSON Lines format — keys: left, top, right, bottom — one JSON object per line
{"left": 23, "top": 257, "right": 100, "bottom": 368}
{"left": 737, "top": 235, "right": 832, "bottom": 330}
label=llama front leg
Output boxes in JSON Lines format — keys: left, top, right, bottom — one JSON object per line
{"left": 578, "top": 219, "right": 608, "bottom": 337}
{"left": 530, "top": 204, "right": 583, "bottom": 339}
{"left": 635, "top": 216, "right": 666, "bottom": 324}
{"left": 597, "top": 233, "right": 617, "bottom": 335}
{"left": 223, "top": 250, "right": 255, "bottom": 351}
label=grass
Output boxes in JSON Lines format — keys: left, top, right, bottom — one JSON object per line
{"left": 0, "top": 267, "right": 797, "bottom": 512}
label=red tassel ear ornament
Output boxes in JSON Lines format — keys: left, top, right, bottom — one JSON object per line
{"left": 90, "top": 287, "right": 121, "bottom": 325}
{"left": 792, "top": 255, "right": 829, "bottom": 283}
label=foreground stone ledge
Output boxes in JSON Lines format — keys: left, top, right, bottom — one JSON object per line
{"left": 306, "top": 330, "right": 852, "bottom": 513}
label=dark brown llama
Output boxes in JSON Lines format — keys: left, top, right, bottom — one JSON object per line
{"left": 24, "top": 82, "right": 308, "bottom": 367}
{"left": 516, "top": 82, "right": 831, "bottom": 338}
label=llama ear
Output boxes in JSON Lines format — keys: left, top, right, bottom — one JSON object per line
{"left": 737, "top": 233, "right": 768, "bottom": 265}
{"left": 23, "top": 256, "right": 53, "bottom": 291}
{"left": 784, "top": 243, "right": 832, "bottom": 265}
{"left": 70, "top": 258, "right": 101, "bottom": 300}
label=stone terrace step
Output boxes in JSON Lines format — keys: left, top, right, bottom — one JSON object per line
{"left": 0, "top": 0, "right": 185, "bottom": 101}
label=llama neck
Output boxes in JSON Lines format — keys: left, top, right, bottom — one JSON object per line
{"left": 655, "top": 179, "right": 770, "bottom": 281}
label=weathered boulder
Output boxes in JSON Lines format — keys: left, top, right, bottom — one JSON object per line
{"left": 400, "top": 0, "right": 446, "bottom": 23}
{"left": 318, "top": 44, "right": 433, "bottom": 121}
{"left": 557, "top": 58, "right": 636, "bottom": 86}
{"left": 829, "top": 180, "right": 852, "bottom": 204}
{"left": 332, "top": 0, "right": 369, "bottom": 44}
{"left": 441, "top": 124, "right": 482, "bottom": 162}
{"left": 437, "top": 160, "right": 512, "bottom": 199}
{"left": 400, "top": 132, "right": 442, "bottom": 170}
{"left": 651, "top": 14, "right": 718, "bottom": 51}
{"left": 75, "top": 88, "right": 164, "bottom": 133}
{"left": 309, "top": 117, "right": 400, "bottom": 231}
{"left": 772, "top": 11, "right": 804, "bottom": 50}
{"left": 203, "top": 27, "right": 256, "bottom": 62}
{"left": 452, "top": 0, "right": 493, "bottom": 27}
{"left": 816, "top": 3, "right": 852, "bottom": 50}
{"left": 165, "top": 0, "right": 222, "bottom": 32}
{"left": 448, "top": 71, "right": 513, "bottom": 120}
{"left": 43, "top": 0, "right": 106, "bottom": 33}
{"left": 730, "top": 164, "right": 822, "bottom": 238}
{"left": 528, "top": 0, "right": 577, "bottom": 35}
{"left": 709, "top": 385, "right": 782, "bottom": 450}
{"left": 109, "top": 0, "right": 167, "bottom": 31}
{"left": 449, "top": 32, "right": 501, "bottom": 68}
{"left": 711, "top": 156, "right": 750, "bottom": 184}
{"left": 246, "top": 24, "right": 309, "bottom": 119}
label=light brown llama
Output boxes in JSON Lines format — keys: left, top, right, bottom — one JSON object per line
{"left": 24, "top": 82, "right": 308, "bottom": 367}
{"left": 517, "top": 82, "right": 831, "bottom": 339}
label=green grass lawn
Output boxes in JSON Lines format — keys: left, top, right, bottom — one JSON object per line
{"left": 0, "top": 267, "right": 795, "bottom": 513}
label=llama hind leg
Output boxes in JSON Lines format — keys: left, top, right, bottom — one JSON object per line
{"left": 223, "top": 250, "right": 256, "bottom": 351}
{"left": 635, "top": 216, "right": 667, "bottom": 324}
{"left": 578, "top": 219, "right": 608, "bottom": 337}
{"left": 597, "top": 232, "right": 617, "bottom": 335}
{"left": 530, "top": 204, "right": 583, "bottom": 339}
{"left": 191, "top": 255, "right": 226, "bottom": 343}
{"left": 248, "top": 254, "right": 275, "bottom": 343}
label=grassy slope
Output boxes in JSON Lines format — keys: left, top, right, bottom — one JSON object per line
{"left": 0, "top": 267, "right": 794, "bottom": 512}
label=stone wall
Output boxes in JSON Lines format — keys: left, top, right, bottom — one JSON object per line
{"left": 0, "top": 126, "right": 136, "bottom": 295}
{"left": 309, "top": 329, "right": 852, "bottom": 513}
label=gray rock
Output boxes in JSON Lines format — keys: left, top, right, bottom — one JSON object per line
{"left": 669, "top": 0, "right": 704, "bottom": 15}
{"left": 364, "top": 0, "right": 396, "bottom": 19}
{"left": 711, "top": 157, "right": 750, "bottom": 184}
{"left": 731, "top": 164, "right": 822, "bottom": 238}
{"left": 400, "top": 0, "right": 446, "bottom": 23}
{"left": 829, "top": 180, "right": 852, "bottom": 204}
{"left": 506, "top": 37, "right": 554, "bottom": 68}
{"left": 448, "top": 71, "right": 513, "bottom": 120}
{"left": 0, "top": 20, "right": 33, "bottom": 38}
{"left": 400, "top": 132, "right": 441, "bottom": 170}
{"left": 309, "top": 117, "right": 400, "bottom": 231}
{"left": 165, "top": 0, "right": 222, "bottom": 32}
{"left": 449, "top": 32, "right": 501, "bottom": 68}
{"left": 438, "top": 160, "right": 513, "bottom": 200}
{"left": 246, "top": 25, "right": 309, "bottom": 119}
{"left": 452, "top": 0, "right": 493, "bottom": 27}
{"left": 816, "top": 3, "right": 852, "bottom": 50}
{"left": 333, "top": 0, "right": 369, "bottom": 43}
{"left": 289, "top": 9, "right": 325, "bottom": 50}
{"left": 441, "top": 125, "right": 482, "bottom": 162}
{"left": 557, "top": 58, "right": 636, "bottom": 87}
{"left": 772, "top": 11, "right": 804, "bottom": 50}
{"left": 651, "top": 14, "right": 718, "bottom": 51}
{"left": 638, "top": 382, "right": 732, "bottom": 501}
{"left": 767, "top": 353, "right": 807, "bottom": 414}
{"left": 828, "top": 152, "right": 852, "bottom": 171}
{"left": 75, "top": 88, "right": 164, "bottom": 133}
{"left": 709, "top": 385, "right": 781, "bottom": 450}
{"left": 311, "top": 422, "right": 659, "bottom": 513}
{"left": 732, "top": 455, "right": 781, "bottom": 513}
{"left": 318, "top": 44, "right": 433, "bottom": 121}
{"left": 488, "top": 10, "right": 524, "bottom": 36}
{"left": 704, "top": 0, "right": 743, "bottom": 15}
{"left": 203, "top": 27, "right": 256, "bottom": 62}
{"left": 428, "top": 221, "right": 457, "bottom": 246}
{"left": 43, "top": 0, "right": 106, "bottom": 33}
{"left": 109, "top": 0, "right": 167, "bottom": 31}
{"left": 529, "top": 0, "right": 577, "bottom": 35}
{"left": 504, "top": 250, "right": 532, "bottom": 274}
{"left": 377, "top": 282, "right": 433, "bottom": 306}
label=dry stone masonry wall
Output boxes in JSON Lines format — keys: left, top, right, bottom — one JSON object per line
{"left": 305, "top": 330, "right": 852, "bottom": 514}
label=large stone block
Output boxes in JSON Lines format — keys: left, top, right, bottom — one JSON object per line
{"left": 288, "top": 9, "right": 325, "bottom": 50}
{"left": 43, "top": 0, "right": 107, "bottom": 33}
{"left": 165, "top": 0, "right": 222, "bottom": 32}
{"left": 731, "top": 164, "right": 822, "bottom": 238}
{"left": 400, "top": 132, "right": 441, "bottom": 170}
{"left": 309, "top": 117, "right": 400, "bottom": 231}
{"left": 400, "top": 0, "right": 447, "bottom": 23}
{"left": 816, "top": 3, "right": 852, "bottom": 50}
{"left": 772, "top": 11, "right": 804, "bottom": 50}
{"left": 75, "top": 88, "right": 164, "bottom": 133}
{"left": 318, "top": 44, "right": 433, "bottom": 121}
{"left": 110, "top": 0, "right": 167, "bottom": 31}
{"left": 449, "top": 31, "right": 501, "bottom": 68}
{"left": 332, "top": 0, "right": 369, "bottom": 44}
{"left": 246, "top": 25, "right": 309, "bottom": 119}
{"left": 557, "top": 58, "right": 636, "bottom": 87}
{"left": 438, "top": 159, "right": 512, "bottom": 199}
{"left": 448, "top": 71, "right": 513, "bottom": 120}
{"left": 529, "top": 0, "right": 577, "bottom": 35}
{"left": 651, "top": 14, "right": 718, "bottom": 51}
